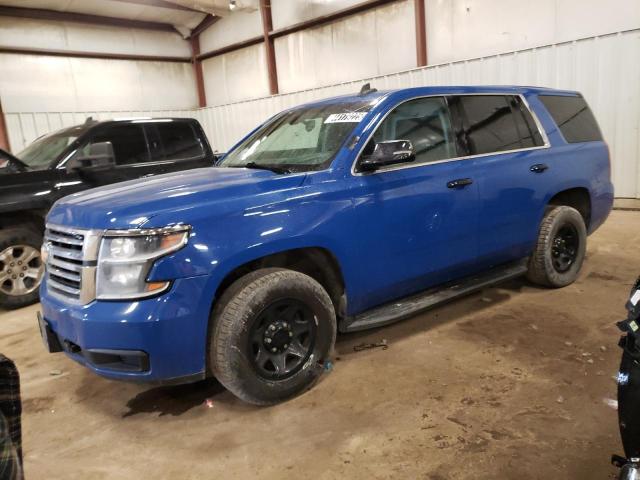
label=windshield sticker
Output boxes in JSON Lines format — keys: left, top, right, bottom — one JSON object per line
{"left": 324, "top": 112, "right": 367, "bottom": 124}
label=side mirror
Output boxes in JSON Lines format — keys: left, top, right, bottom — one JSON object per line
{"left": 67, "top": 142, "right": 116, "bottom": 171}
{"left": 359, "top": 140, "right": 415, "bottom": 172}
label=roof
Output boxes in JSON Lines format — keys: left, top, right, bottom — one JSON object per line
{"left": 299, "top": 85, "right": 580, "bottom": 110}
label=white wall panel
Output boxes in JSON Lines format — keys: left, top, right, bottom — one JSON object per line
{"left": 0, "top": 54, "right": 197, "bottom": 113}
{"left": 275, "top": 0, "right": 415, "bottom": 93}
{"left": 199, "top": 9, "right": 263, "bottom": 52}
{"left": 426, "top": 0, "right": 640, "bottom": 65}
{"left": 201, "top": 44, "right": 270, "bottom": 105}
{"left": 271, "top": 0, "right": 367, "bottom": 30}
{"left": 0, "top": 17, "right": 191, "bottom": 57}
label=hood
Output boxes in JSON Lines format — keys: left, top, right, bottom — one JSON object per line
{"left": 47, "top": 167, "right": 307, "bottom": 229}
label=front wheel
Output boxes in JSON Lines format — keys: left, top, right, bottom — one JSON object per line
{"left": 0, "top": 228, "right": 45, "bottom": 309}
{"left": 527, "top": 206, "right": 587, "bottom": 288}
{"left": 210, "top": 268, "right": 336, "bottom": 405}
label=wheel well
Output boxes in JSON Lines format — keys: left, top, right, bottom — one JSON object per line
{"left": 0, "top": 211, "right": 45, "bottom": 233}
{"left": 548, "top": 188, "right": 591, "bottom": 228}
{"left": 215, "top": 248, "right": 346, "bottom": 319}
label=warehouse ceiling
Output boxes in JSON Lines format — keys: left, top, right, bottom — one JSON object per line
{"left": 0, "top": 0, "right": 213, "bottom": 34}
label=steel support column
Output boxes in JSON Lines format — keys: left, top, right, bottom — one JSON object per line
{"left": 259, "top": 0, "right": 279, "bottom": 95}
{"left": 0, "top": 99, "right": 10, "bottom": 152}
{"left": 190, "top": 36, "right": 207, "bottom": 108}
{"left": 414, "top": 0, "right": 427, "bottom": 67}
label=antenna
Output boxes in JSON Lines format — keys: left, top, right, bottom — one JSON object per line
{"left": 359, "top": 83, "right": 378, "bottom": 96}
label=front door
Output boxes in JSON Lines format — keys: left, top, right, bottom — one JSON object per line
{"left": 349, "top": 96, "right": 481, "bottom": 312}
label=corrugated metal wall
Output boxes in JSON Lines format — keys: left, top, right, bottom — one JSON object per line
{"left": 5, "top": 29, "right": 640, "bottom": 198}
{"left": 197, "top": 28, "right": 640, "bottom": 198}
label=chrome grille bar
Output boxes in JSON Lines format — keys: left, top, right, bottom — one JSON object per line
{"left": 44, "top": 225, "right": 103, "bottom": 304}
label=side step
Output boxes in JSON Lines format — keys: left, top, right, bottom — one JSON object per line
{"left": 340, "top": 259, "right": 529, "bottom": 333}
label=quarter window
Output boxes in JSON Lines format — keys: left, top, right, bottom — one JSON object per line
{"left": 370, "top": 96, "right": 457, "bottom": 165}
{"left": 539, "top": 95, "right": 602, "bottom": 143}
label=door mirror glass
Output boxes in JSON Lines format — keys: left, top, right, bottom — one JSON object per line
{"left": 67, "top": 142, "right": 116, "bottom": 171}
{"left": 359, "top": 140, "right": 415, "bottom": 172}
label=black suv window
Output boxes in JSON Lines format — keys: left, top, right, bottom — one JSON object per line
{"left": 370, "top": 96, "right": 457, "bottom": 164}
{"left": 510, "top": 96, "right": 545, "bottom": 148}
{"left": 156, "top": 121, "right": 204, "bottom": 160}
{"left": 454, "top": 95, "right": 525, "bottom": 155}
{"left": 539, "top": 95, "right": 602, "bottom": 143}
{"left": 89, "top": 124, "right": 149, "bottom": 165}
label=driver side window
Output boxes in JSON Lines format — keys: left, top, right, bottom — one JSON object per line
{"left": 368, "top": 96, "right": 457, "bottom": 165}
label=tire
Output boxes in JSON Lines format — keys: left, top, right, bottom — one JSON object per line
{"left": 527, "top": 206, "right": 587, "bottom": 288}
{"left": 0, "top": 228, "right": 45, "bottom": 309}
{"left": 210, "top": 268, "right": 336, "bottom": 405}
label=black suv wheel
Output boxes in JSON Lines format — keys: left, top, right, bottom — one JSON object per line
{"left": 527, "top": 206, "right": 587, "bottom": 288}
{"left": 0, "top": 228, "right": 45, "bottom": 309}
{"left": 210, "top": 268, "right": 336, "bottom": 405}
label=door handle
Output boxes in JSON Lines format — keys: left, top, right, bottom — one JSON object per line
{"left": 447, "top": 178, "right": 473, "bottom": 189}
{"left": 530, "top": 163, "right": 549, "bottom": 173}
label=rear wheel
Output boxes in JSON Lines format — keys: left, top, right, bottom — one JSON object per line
{"left": 527, "top": 206, "right": 587, "bottom": 288}
{"left": 210, "top": 268, "right": 336, "bottom": 405}
{"left": 0, "top": 228, "right": 45, "bottom": 309}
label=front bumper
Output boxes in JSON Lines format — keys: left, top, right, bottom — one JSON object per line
{"left": 39, "top": 275, "right": 212, "bottom": 384}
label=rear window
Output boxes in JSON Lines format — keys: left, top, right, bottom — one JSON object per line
{"left": 539, "top": 95, "right": 602, "bottom": 143}
{"left": 157, "top": 121, "right": 204, "bottom": 159}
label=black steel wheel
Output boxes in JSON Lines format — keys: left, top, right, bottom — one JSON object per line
{"left": 248, "top": 299, "right": 317, "bottom": 380}
{"left": 551, "top": 224, "right": 580, "bottom": 273}
{"left": 210, "top": 268, "right": 336, "bottom": 405}
{"left": 527, "top": 205, "right": 587, "bottom": 288}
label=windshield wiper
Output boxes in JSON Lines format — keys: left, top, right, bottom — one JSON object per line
{"left": 242, "top": 162, "right": 291, "bottom": 174}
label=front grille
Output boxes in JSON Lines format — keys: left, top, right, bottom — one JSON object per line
{"left": 44, "top": 225, "right": 101, "bottom": 304}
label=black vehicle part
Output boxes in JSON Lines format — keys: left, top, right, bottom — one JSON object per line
{"left": 0, "top": 228, "right": 45, "bottom": 309}
{"left": 614, "top": 276, "right": 640, "bottom": 479}
{"left": 526, "top": 205, "right": 587, "bottom": 288}
{"left": 210, "top": 268, "right": 336, "bottom": 405}
{"left": 0, "top": 354, "right": 22, "bottom": 475}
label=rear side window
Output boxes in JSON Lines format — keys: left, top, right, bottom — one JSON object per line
{"left": 510, "top": 96, "right": 545, "bottom": 148}
{"left": 454, "top": 95, "right": 543, "bottom": 155}
{"left": 156, "top": 122, "right": 204, "bottom": 159}
{"left": 539, "top": 95, "right": 602, "bottom": 143}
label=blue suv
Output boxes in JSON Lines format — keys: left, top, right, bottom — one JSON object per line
{"left": 38, "top": 85, "right": 613, "bottom": 404}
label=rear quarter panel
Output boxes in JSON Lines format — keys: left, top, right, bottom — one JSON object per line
{"left": 526, "top": 93, "right": 614, "bottom": 233}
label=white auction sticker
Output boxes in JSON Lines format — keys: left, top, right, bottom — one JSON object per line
{"left": 631, "top": 289, "right": 640, "bottom": 306}
{"left": 324, "top": 112, "right": 367, "bottom": 124}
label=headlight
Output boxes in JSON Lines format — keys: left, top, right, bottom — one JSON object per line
{"left": 96, "top": 225, "right": 190, "bottom": 300}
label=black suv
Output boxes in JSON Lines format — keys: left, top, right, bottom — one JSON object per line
{"left": 0, "top": 117, "right": 216, "bottom": 309}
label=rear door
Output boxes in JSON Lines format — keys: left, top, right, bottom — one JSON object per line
{"left": 449, "top": 94, "right": 550, "bottom": 269}
{"left": 147, "top": 120, "right": 213, "bottom": 173}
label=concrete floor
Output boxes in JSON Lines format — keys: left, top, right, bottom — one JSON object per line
{"left": 1, "top": 210, "right": 639, "bottom": 479}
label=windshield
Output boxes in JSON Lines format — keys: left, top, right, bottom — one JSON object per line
{"left": 16, "top": 125, "right": 89, "bottom": 170}
{"left": 219, "top": 100, "right": 377, "bottom": 173}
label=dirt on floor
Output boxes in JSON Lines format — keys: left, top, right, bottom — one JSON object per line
{"left": 1, "top": 210, "right": 639, "bottom": 479}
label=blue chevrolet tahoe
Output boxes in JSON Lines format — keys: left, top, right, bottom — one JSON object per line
{"left": 38, "top": 85, "right": 613, "bottom": 405}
